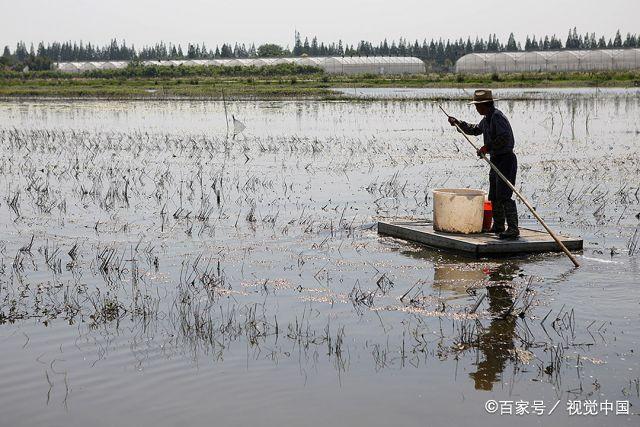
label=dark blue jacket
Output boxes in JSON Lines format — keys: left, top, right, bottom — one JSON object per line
{"left": 458, "top": 107, "right": 515, "bottom": 156}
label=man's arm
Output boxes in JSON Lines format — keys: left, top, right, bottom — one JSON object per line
{"left": 448, "top": 116, "right": 484, "bottom": 136}
{"left": 457, "top": 120, "right": 484, "bottom": 136}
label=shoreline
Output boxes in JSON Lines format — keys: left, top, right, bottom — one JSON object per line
{"left": 1, "top": 71, "right": 639, "bottom": 101}
{"left": 1, "top": 85, "right": 639, "bottom": 103}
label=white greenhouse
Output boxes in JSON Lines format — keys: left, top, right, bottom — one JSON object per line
{"left": 54, "top": 56, "right": 426, "bottom": 75}
{"left": 455, "top": 49, "right": 640, "bottom": 73}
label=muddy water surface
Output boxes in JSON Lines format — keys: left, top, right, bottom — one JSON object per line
{"left": 0, "top": 90, "right": 639, "bottom": 426}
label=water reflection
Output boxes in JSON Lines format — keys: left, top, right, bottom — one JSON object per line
{"left": 401, "top": 246, "right": 523, "bottom": 391}
{"left": 433, "top": 262, "right": 487, "bottom": 299}
{"left": 469, "top": 262, "right": 520, "bottom": 391}
{"left": 429, "top": 257, "right": 521, "bottom": 391}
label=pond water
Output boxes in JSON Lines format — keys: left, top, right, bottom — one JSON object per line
{"left": 0, "top": 90, "right": 639, "bottom": 426}
{"left": 332, "top": 86, "right": 640, "bottom": 100}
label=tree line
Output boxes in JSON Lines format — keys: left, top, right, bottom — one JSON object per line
{"left": 1, "top": 28, "right": 639, "bottom": 72}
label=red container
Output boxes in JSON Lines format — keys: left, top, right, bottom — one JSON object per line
{"left": 482, "top": 200, "right": 493, "bottom": 232}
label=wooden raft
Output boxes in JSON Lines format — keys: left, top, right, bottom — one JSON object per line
{"left": 377, "top": 220, "right": 583, "bottom": 256}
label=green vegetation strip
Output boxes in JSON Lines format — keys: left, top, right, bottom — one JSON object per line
{"left": 1, "top": 65, "right": 639, "bottom": 99}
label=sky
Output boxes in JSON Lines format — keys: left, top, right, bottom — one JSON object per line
{"left": 1, "top": 0, "right": 637, "bottom": 49}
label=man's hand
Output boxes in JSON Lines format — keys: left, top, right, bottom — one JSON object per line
{"left": 448, "top": 116, "right": 459, "bottom": 126}
{"left": 476, "top": 145, "right": 489, "bottom": 157}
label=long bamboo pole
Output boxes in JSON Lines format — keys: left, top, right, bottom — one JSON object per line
{"left": 438, "top": 105, "right": 580, "bottom": 268}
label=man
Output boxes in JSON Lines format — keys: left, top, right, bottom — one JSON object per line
{"left": 447, "top": 89, "right": 519, "bottom": 239}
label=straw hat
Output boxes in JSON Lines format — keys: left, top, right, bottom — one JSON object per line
{"left": 468, "top": 89, "right": 497, "bottom": 104}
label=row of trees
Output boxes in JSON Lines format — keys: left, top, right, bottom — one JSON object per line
{"left": 2, "top": 28, "right": 639, "bottom": 72}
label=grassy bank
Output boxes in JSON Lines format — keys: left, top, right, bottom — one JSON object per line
{"left": 1, "top": 67, "right": 639, "bottom": 99}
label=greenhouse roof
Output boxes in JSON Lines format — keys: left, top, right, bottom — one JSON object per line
{"left": 53, "top": 56, "right": 426, "bottom": 75}
{"left": 456, "top": 49, "right": 640, "bottom": 73}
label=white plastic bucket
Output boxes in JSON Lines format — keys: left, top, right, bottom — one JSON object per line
{"left": 432, "top": 188, "right": 486, "bottom": 234}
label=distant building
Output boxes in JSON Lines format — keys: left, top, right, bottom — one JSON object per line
{"left": 455, "top": 49, "right": 640, "bottom": 73}
{"left": 54, "top": 57, "right": 426, "bottom": 75}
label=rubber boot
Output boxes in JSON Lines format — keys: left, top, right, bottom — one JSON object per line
{"left": 489, "top": 200, "right": 505, "bottom": 234}
{"left": 499, "top": 199, "right": 520, "bottom": 240}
